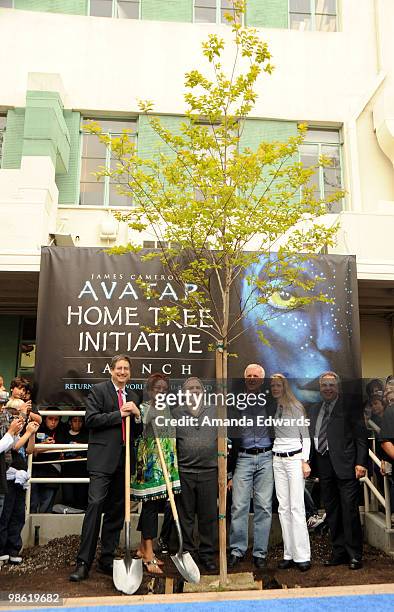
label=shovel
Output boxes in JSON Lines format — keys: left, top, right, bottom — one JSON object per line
{"left": 113, "top": 416, "right": 143, "bottom": 595}
{"left": 154, "top": 433, "right": 200, "bottom": 584}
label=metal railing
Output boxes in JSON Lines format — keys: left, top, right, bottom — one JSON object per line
{"left": 26, "top": 410, "right": 90, "bottom": 516}
{"left": 361, "top": 447, "right": 392, "bottom": 530}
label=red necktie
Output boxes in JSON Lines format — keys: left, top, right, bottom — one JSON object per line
{"left": 117, "top": 388, "right": 126, "bottom": 444}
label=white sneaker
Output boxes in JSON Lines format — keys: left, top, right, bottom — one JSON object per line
{"left": 307, "top": 513, "right": 326, "bottom": 530}
{"left": 0, "top": 554, "right": 9, "bottom": 562}
{"left": 9, "top": 556, "right": 22, "bottom": 564}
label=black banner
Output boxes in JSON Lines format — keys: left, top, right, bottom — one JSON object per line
{"left": 35, "top": 247, "right": 361, "bottom": 406}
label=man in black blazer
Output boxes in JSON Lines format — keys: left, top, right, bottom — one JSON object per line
{"left": 309, "top": 371, "right": 367, "bottom": 570}
{"left": 70, "top": 354, "right": 142, "bottom": 582}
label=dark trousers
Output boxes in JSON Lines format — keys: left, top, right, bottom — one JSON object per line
{"left": 0, "top": 482, "right": 25, "bottom": 556}
{"left": 318, "top": 453, "right": 363, "bottom": 560}
{"left": 77, "top": 465, "right": 125, "bottom": 568}
{"left": 160, "top": 501, "right": 174, "bottom": 543}
{"left": 0, "top": 494, "right": 5, "bottom": 519}
{"left": 62, "top": 462, "right": 89, "bottom": 510}
{"left": 62, "top": 483, "right": 88, "bottom": 510}
{"left": 137, "top": 499, "right": 164, "bottom": 540}
{"left": 30, "top": 484, "right": 57, "bottom": 513}
{"left": 176, "top": 469, "right": 218, "bottom": 562}
{"left": 304, "top": 486, "right": 317, "bottom": 519}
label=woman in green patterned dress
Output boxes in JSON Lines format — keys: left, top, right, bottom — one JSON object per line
{"left": 132, "top": 373, "right": 180, "bottom": 574}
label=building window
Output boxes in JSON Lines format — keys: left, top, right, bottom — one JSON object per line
{"left": 89, "top": 0, "right": 140, "bottom": 19}
{"left": 80, "top": 119, "right": 136, "bottom": 207}
{"left": 143, "top": 240, "right": 169, "bottom": 248}
{"left": 194, "top": 0, "right": 241, "bottom": 25}
{"left": 0, "top": 116, "right": 6, "bottom": 168}
{"left": 289, "top": 0, "right": 337, "bottom": 32}
{"left": 299, "top": 128, "right": 343, "bottom": 213}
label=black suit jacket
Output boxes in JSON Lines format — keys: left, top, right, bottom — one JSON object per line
{"left": 85, "top": 380, "right": 142, "bottom": 475}
{"left": 308, "top": 394, "right": 368, "bottom": 480}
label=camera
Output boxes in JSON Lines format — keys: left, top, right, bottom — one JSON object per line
{"left": 0, "top": 390, "right": 9, "bottom": 403}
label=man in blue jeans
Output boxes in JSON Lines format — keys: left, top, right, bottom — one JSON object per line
{"left": 227, "top": 364, "right": 274, "bottom": 569}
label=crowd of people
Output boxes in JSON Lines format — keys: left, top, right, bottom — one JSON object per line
{"left": 1, "top": 360, "right": 393, "bottom": 584}
{"left": 363, "top": 375, "right": 394, "bottom": 512}
{"left": 67, "top": 355, "right": 369, "bottom": 582}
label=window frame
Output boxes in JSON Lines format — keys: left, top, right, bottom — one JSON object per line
{"left": 299, "top": 127, "right": 344, "bottom": 213}
{"left": 288, "top": 0, "right": 338, "bottom": 32}
{"left": 88, "top": 0, "right": 141, "bottom": 19}
{"left": 193, "top": 0, "right": 242, "bottom": 26}
{"left": 0, "top": 115, "right": 6, "bottom": 169}
{"left": 79, "top": 117, "right": 137, "bottom": 209}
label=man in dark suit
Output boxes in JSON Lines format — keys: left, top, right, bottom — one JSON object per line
{"left": 69, "top": 354, "right": 142, "bottom": 582}
{"left": 309, "top": 371, "right": 367, "bottom": 570}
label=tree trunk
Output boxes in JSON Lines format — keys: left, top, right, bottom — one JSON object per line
{"left": 216, "top": 345, "right": 228, "bottom": 586}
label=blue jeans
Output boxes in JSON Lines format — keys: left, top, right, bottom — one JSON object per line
{"left": 230, "top": 451, "right": 274, "bottom": 558}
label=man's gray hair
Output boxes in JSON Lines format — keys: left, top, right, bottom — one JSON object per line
{"left": 319, "top": 371, "right": 340, "bottom": 384}
{"left": 244, "top": 363, "right": 265, "bottom": 378}
{"left": 110, "top": 354, "right": 132, "bottom": 370}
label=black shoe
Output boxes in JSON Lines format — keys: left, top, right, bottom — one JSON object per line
{"left": 200, "top": 558, "right": 217, "bottom": 572}
{"left": 69, "top": 562, "right": 89, "bottom": 582}
{"left": 228, "top": 553, "right": 242, "bottom": 568}
{"left": 157, "top": 537, "right": 169, "bottom": 555}
{"left": 253, "top": 556, "right": 267, "bottom": 570}
{"left": 296, "top": 561, "right": 311, "bottom": 572}
{"left": 323, "top": 556, "right": 348, "bottom": 567}
{"left": 97, "top": 561, "right": 113, "bottom": 576}
{"left": 278, "top": 559, "right": 293, "bottom": 570}
{"left": 349, "top": 558, "right": 363, "bottom": 570}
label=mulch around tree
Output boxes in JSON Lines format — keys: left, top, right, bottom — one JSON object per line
{"left": 1, "top": 532, "right": 393, "bottom": 598}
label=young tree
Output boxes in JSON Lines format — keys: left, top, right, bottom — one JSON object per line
{"left": 87, "top": 0, "right": 341, "bottom": 583}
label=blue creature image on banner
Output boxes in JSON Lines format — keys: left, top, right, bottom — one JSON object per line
{"left": 240, "top": 255, "right": 358, "bottom": 404}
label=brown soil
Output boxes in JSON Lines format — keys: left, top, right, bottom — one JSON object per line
{"left": 0, "top": 532, "right": 393, "bottom": 599}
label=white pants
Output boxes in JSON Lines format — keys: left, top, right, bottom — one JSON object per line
{"left": 273, "top": 455, "right": 311, "bottom": 563}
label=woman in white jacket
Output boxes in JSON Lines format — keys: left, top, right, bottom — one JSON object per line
{"left": 271, "top": 373, "right": 311, "bottom": 571}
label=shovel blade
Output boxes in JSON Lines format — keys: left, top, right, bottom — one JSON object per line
{"left": 171, "top": 552, "right": 200, "bottom": 584}
{"left": 113, "top": 557, "right": 143, "bottom": 595}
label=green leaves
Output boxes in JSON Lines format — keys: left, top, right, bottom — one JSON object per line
{"left": 86, "top": 1, "right": 341, "bottom": 355}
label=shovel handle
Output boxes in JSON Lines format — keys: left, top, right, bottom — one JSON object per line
{"left": 154, "top": 435, "right": 179, "bottom": 522}
{"left": 125, "top": 415, "right": 131, "bottom": 523}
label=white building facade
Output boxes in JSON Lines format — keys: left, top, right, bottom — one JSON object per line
{"left": 1, "top": 0, "right": 394, "bottom": 385}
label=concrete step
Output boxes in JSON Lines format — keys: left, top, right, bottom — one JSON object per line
{"left": 363, "top": 510, "right": 394, "bottom": 554}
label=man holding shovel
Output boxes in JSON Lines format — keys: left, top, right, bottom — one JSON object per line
{"left": 70, "top": 354, "right": 142, "bottom": 582}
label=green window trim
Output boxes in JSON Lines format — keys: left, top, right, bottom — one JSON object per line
{"left": 288, "top": 0, "right": 338, "bottom": 32}
{"left": 79, "top": 117, "right": 137, "bottom": 208}
{"left": 88, "top": 0, "right": 140, "bottom": 18}
{"left": 0, "top": 115, "right": 6, "bottom": 168}
{"left": 299, "top": 127, "right": 344, "bottom": 213}
{"left": 7, "top": 1, "right": 88, "bottom": 14}
{"left": 193, "top": 0, "right": 241, "bottom": 25}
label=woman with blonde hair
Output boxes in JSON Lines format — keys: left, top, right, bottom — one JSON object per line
{"left": 271, "top": 373, "right": 311, "bottom": 571}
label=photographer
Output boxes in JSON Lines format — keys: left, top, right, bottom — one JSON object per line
{"left": 0, "top": 398, "right": 39, "bottom": 565}
{"left": 0, "top": 416, "right": 25, "bottom": 519}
